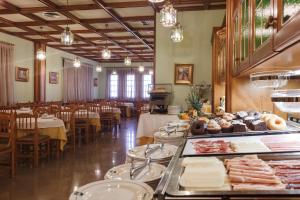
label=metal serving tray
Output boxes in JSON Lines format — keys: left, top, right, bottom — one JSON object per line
{"left": 163, "top": 152, "right": 300, "bottom": 199}
{"left": 189, "top": 120, "right": 300, "bottom": 138}
{"left": 181, "top": 132, "right": 300, "bottom": 157}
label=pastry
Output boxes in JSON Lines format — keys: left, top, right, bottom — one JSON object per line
{"left": 198, "top": 116, "right": 209, "bottom": 124}
{"left": 267, "top": 116, "right": 287, "bottom": 130}
{"left": 243, "top": 116, "right": 256, "bottom": 128}
{"left": 206, "top": 120, "right": 221, "bottom": 134}
{"left": 249, "top": 120, "right": 267, "bottom": 131}
{"left": 248, "top": 111, "right": 261, "bottom": 119}
{"left": 223, "top": 112, "right": 236, "bottom": 121}
{"left": 191, "top": 120, "right": 205, "bottom": 135}
{"left": 219, "top": 119, "right": 233, "bottom": 133}
{"left": 232, "top": 120, "right": 247, "bottom": 132}
{"left": 236, "top": 111, "right": 248, "bottom": 119}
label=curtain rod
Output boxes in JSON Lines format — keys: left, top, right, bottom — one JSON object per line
{"left": 104, "top": 66, "right": 152, "bottom": 69}
{"left": 0, "top": 41, "right": 14, "bottom": 46}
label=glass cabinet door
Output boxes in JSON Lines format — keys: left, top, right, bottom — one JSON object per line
{"left": 233, "top": 13, "right": 240, "bottom": 73}
{"left": 282, "top": 0, "right": 300, "bottom": 24}
{"left": 241, "top": 0, "right": 250, "bottom": 61}
{"left": 254, "top": 0, "right": 273, "bottom": 50}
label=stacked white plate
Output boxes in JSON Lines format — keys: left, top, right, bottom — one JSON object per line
{"left": 126, "top": 144, "right": 178, "bottom": 164}
{"left": 69, "top": 180, "right": 153, "bottom": 200}
{"left": 154, "top": 131, "right": 184, "bottom": 146}
{"left": 104, "top": 162, "right": 166, "bottom": 189}
{"left": 168, "top": 105, "right": 181, "bottom": 115}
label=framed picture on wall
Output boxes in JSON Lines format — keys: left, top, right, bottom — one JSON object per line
{"left": 49, "top": 72, "right": 59, "bottom": 84}
{"left": 174, "top": 64, "right": 194, "bottom": 85}
{"left": 15, "top": 67, "right": 29, "bottom": 82}
{"left": 94, "top": 78, "right": 98, "bottom": 87}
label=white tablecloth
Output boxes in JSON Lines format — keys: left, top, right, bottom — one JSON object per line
{"left": 17, "top": 117, "right": 65, "bottom": 129}
{"left": 136, "top": 112, "right": 179, "bottom": 138}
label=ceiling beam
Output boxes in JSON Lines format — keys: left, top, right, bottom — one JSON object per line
{"left": 17, "top": 27, "right": 154, "bottom": 35}
{"left": 92, "top": 0, "right": 153, "bottom": 51}
{"left": 48, "top": 42, "right": 154, "bottom": 47}
{"left": 37, "top": 0, "right": 147, "bottom": 61}
{"left": 0, "top": 16, "right": 154, "bottom": 27}
{"left": 0, "top": 1, "right": 151, "bottom": 14}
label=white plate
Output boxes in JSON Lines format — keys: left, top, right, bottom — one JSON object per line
{"left": 154, "top": 131, "right": 184, "bottom": 139}
{"left": 159, "top": 125, "right": 188, "bottom": 132}
{"left": 104, "top": 163, "right": 165, "bottom": 183}
{"left": 69, "top": 180, "right": 153, "bottom": 200}
{"left": 127, "top": 144, "right": 177, "bottom": 161}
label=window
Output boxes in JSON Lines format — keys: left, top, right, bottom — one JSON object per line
{"left": 143, "top": 74, "right": 152, "bottom": 98}
{"left": 110, "top": 74, "right": 118, "bottom": 98}
{"left": 126, "top": 74, "right": 135, "bottom": 98}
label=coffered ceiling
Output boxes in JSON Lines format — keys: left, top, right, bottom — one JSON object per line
{"left": 0, "top": 0, "right": 226, "bottom": 63}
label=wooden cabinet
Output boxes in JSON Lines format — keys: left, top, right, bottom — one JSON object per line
{"left": 231, "top": 0, "right": 300, "bottom": 76}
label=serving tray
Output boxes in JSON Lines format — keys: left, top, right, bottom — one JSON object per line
{"left": 164, "top": 152, "right": 300, "bottom": 199}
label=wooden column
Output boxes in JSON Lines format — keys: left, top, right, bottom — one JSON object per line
{"left": 34, "top": 42, "right": 46, "bottom": 103}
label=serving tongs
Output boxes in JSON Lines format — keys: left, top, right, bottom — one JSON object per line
{"left": 144, "top": 143, "right": 164, "bottom": 158}
{"left": 129, "top": 157, "right": 151, "bottom": 180}
{"left": 160, "top": 125, "right": 179, "bottom": 136}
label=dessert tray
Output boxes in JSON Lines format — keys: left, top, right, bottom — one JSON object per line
{"left": 182, "top": 133, "right": 300, "bottom": 156}
{"left": 69, "top": 180, "right": 153, "bottom": 200}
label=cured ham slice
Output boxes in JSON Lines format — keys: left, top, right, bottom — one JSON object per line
{"left": 192, "top": 140, "right": 233, "bottom": 154}
{"left": 261, "top": 134, "right": 300, "bottom": 152}
{"left": 226, "top": 155, "right": 284, "bottom": 191}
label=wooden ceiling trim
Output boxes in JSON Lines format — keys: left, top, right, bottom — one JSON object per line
{"left": 0, "top": 1, "right": 108, "bottom": 59}
{"left": 37, "top": 0, "right": 146, "bottom": 61}
{"left": 0, "top": 16, "right": 154, "bottom": 27}
{"left": 49, "top": 42, "right": 154, "bottom": 47}
{"left": 18, "top": 27, "right": 154, "bottom": 35}
{"left": 92, "top": 0, "right": 153, "bottom": 51}
{"left": 0, "top": 1, "right": 151, "bottom": 15}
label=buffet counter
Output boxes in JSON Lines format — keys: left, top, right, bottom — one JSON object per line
{"left": 154, "top": 131, "right": 300, "bottom": 200}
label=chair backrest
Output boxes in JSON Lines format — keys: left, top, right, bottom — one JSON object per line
{"left": 74, "top": 105, "right": 89, "bottom": 123}
{"left": 15, "top": 113, "right": 39, "bottom": 143}
{"left": 0, "top": 106, "right": 13, "bottom": 113}
{"left": 33, "top": 106, "right": 50, "bottom": 117}
{"left": 89, "top": 104, "right": 101, "bottom": 114}
{"left": 0, "top": 112, "right": 15, "bottom": 148}
{"left": 61, "top": 107, "right": 75, "bottom": 132}
{"left": 49, "top": 106, "right": 61, "bottom": 119}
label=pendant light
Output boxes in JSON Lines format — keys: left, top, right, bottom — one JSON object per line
{"left": 73, "top": 57, "right": 81, "bottom": 68}
{"left": 61, "top": 0, "right": 74, "bottom": 45}
{"left": 139, "top": 64, "right": 145, "bottom": 72}
{"left": 124, "top": 56, "right": 131, "bottom": 66}
{"left": 112, "top": 69, "right": 117, "bottom": 75}
{"left": 160, "top": 1, "right": 177, "bottom": 27}
{"left": 171, "top": 23, "right": 184, "bottom": 42}
{"left": 36, "top": 27, "right": 46, "bottom": 60}
{"left": 102, "top": 24, "right": 111, "bottom": 59}
{"left": 148, "top": 0, "right": 164, "bottom": 3}
{"left": 96, "top": 65, "right": 102, "bottom": 72}
{"left": 149, "top": 69, "right": 154, "bottom": 75}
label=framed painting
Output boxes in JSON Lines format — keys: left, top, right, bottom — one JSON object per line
{"left": 15, "top": 67, "right": 29, "bottom": 82}
{"left": 93, "top": 78, "right": 98, "bottom": 87}
{"left": 49, "top": 72, "right": 59, "bottom": 84}
{"left": 174, "top": 64, "right": 194, "bottom": 85}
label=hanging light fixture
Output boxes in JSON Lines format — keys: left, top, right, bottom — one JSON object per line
{"left": 112, "top": 69, "right": 117, "bottom": 75}
{"left": 148, "top": 0, "right": 164, "bottom": 3}
{"left": 160, "top": 1, "right": 177, "bottom": 27}
{"left": 149, "top": 69, "right": 154, "bottom": 75}
{"left": 139, "top": 65, "right": 145, "bottom": 72}
{"left": 36, "top": 27, "right": 46, "bottom": 60}
{"left": 171, "top": 23, "right": 184, "bottom": 42}
{"left": 124, "top": 56, "right": 131, "bottom": 66}
{"left": 96, "top": 65, "right": 102, "bottom": 72}
{"left": 73, "top": 57, "right": 81, "bottom": 68}
{"left": 61, "top": 0, "right": 74, "bottom": 45}
{"left": 102, "top": 24, "right": 111, "bottom": 59}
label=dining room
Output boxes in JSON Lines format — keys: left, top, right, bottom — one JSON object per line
{"left": 2, "top": 0, "right": 300, "bottom": 200}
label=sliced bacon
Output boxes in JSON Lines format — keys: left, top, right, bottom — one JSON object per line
{"left": 230, "top": 168, "right": 275, "bottom": 176}
{"left": 229, "top": 164, "right": 272, "bottom": 172}
{"left": 229, "top": 175, "right": 281, "bottom": 184}
{"left": 232, "top": 183, "right": 286, "bottom": 191}
{"left": 229, "top": 171, "right": 277, "bottom": 180}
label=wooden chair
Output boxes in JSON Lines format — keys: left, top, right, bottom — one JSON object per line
{"left": 88, "top": 104, "right": 101, "bottom": 139}
{"left": 33, "top": 106, "right": 50, "bottom": 117}
{"left": 15, "top": 113, "right": 50, "bottom": 168}
{"left": 61, "top": 107, "right": 76, "bottom": 152}
{"left": 74, "top": 106, "right": 90, "bottom": 144}
{"left": 100, "top": 104, "right": 115, "bottom": 131}
{"left": 0, "top": 112, "right": 16, "bottom": 177}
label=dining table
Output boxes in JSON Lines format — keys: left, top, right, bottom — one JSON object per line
{"left": 17, "top": 116, "right": 67, "bottom": 151}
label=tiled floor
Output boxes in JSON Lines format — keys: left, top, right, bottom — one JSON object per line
{"left": 0, "top": 118, "right": 137, "bottom": 200}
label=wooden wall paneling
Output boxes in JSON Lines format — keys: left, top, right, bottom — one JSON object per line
{"left": 34, "top": 42, "right": 46, "bottom": 103}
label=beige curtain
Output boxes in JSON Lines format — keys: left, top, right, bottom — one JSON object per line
{"left": 0, "top": 41, "right": 14, "bottom": 106}
{"left": 63, "top": 58, "right": 93, "bottom": 102}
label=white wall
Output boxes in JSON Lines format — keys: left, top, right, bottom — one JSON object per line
{"left": 0, "top": 32, "right": 34, "bottom": 103}
{"left": 155, "top": 10, "right": 225, "bottom": 109}
{"left": 0, "top": 32, "right": 101, "bottom": 103}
